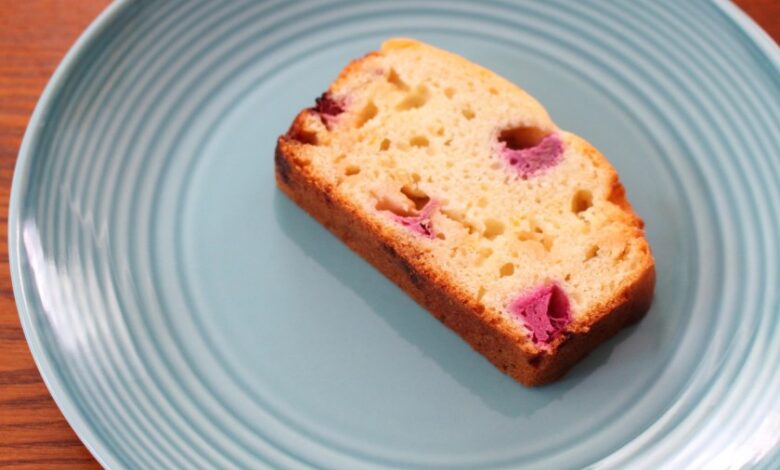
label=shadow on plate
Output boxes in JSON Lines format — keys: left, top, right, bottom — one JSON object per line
{"left": 273, "top": 191, "right": 640, "bottom": 418}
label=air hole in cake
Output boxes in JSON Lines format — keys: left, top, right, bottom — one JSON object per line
{"left": 500, "top": 127, "right": 548, "bottom": 150}
{"left": 462, "top": 108, "right": 475, "bottom": 120}
{"left": 356, "top": 100, "right": 378, "bottom": 128}
{"left": 344, "top": 165, "right": 361, "bottom": 176}
{"left": 436, "top": 232, "right": 446, "bottom": 240}
{"left": 489, "top": 87, "right": 498, "bottom": 95}
{"left": 483, "top": 219, "right": 505, "bottom": 240}
{"left": 444, "top": 87, "right": 455, "bottom": 98}
{"left": 387, "top": 68, "right": 409, "bottom": 90}
{"left": 476, "top": 248, "right": 493, "bottom": 266}
{"left": 542, "top": 236, "right": 554, "bottom": 252}
{"left": 477, "top": 286, "right": 486, "bottom": 301}
{"left": 287, "top": 127, "right": 318, "bottom": 145}
{"left": 509, "top": 283, "right": 571, "bottom": 345}
{"left": 375, "top": 193, "right": 415, "bottom": 217}
{"left": 441, "top": 208, "right": 476, "bottom": 234}
{"left": 615, "top": 245, "right": 629, "bottom": 263}
{"left": 376, "top": 188, "right": 437, "bottom": 238}
{"left": 436, "top": 127, "right": 445, "bottom": 136}
{"left": 379, "top": 156, "right": 396, "bottom": 169}
{"left": 500, "top": 263, "right": 514, "bottom": 277}
{"left": 379, "top": 138, "right": 391, "bottom": 151}
{"left": 498, "top": 127, "right": 564, "bottom": 179}
{"left": 397, "top": 85, "right": 430, "bottom": 110}
{"left": 585, "top": 245, "right": 599, "bottom": 261}
{"left": 572, "top": 189, "right": 593, "bottom": 214}
{"left": 400, "top": 184, "right": 430, "bottom": 210}
{"left": 409, "top": 135, "right": 429, "bottom": 147}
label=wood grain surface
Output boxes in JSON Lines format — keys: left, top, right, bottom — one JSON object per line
{"left": 0, "top": 1, "right": 776, "bottom": 468}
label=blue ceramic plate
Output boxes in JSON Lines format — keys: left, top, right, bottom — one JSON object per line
{"left": 10, "top": 1, "right": 780, "bottom": 468}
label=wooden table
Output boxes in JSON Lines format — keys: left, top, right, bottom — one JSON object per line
{"left": 0, "top": 1, "right": 777, "bottom": 468}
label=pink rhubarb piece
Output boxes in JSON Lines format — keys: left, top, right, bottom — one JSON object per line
{"left": 500, "top": 133, "right": 564, "bottom": 179}
{"left": 509, "top": 283, "right": 571, "bottom": 344}
{"left": 313, "top": 92, "right": 345, "bottom": 128}
{"left": 390, "top": 201, "right": 438, "bottom": 238}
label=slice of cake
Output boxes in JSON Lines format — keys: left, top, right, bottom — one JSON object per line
{"left": 275, "top": 38, "right": 655, "bottom": 386}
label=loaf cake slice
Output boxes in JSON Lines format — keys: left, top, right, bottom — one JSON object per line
{"left": 275, "top": 38, "right": 655, "bottom": 386}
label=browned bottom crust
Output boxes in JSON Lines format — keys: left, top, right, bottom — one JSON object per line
{"left": 275, "top": 141, "right": 655, "bottom": 386}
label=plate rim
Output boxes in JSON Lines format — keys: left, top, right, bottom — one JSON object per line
{"left": 9, "top": 1, "right": 133, "bottom": 468}
{"left": 7, "top": 1, "right": 779, "bottom": 468}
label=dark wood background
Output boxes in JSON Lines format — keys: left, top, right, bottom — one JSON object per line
{"left": 0, "top": 1, "right": 777, "bottom": 467}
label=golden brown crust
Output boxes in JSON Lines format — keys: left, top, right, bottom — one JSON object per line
{"left": 559, "top": 132, "right": 655, "bottom": 334}
{"left": 331, "top": 51, "right": 383, "bottom": 91}
{"left": 564, "top": 132, "right": 645, "bottom": 228}
{"left": 275, "top": 133, "right": 655, "bottom": 386}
